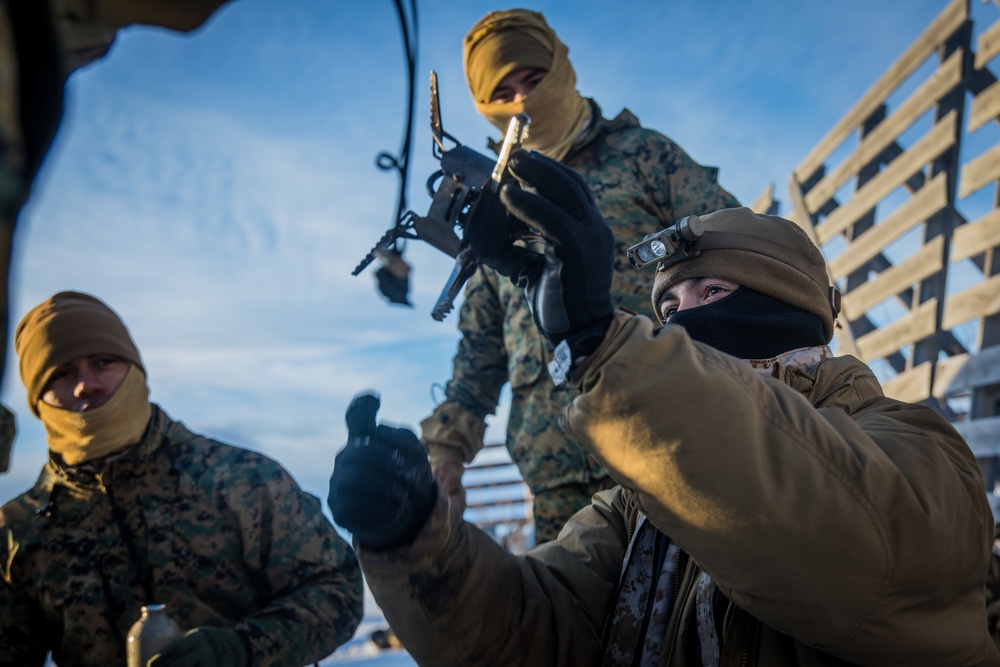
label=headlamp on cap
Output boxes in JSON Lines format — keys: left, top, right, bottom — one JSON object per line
{"left": 626, "top": 215, "right": 704, "bottom": 269}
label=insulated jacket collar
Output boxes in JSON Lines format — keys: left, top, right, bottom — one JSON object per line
{"left": 746, "top": 345, "right": 832, "bottom": 376}
{"left": 784, "top": 353, "right": 884, "bottom": 408}
{"left": 743, "top": 345, "right": 885, "bottom": 409}
{"left": 564, "top": 99, "right": 640, "bottom": 160}
{"left": 33, "top": 404, "right": 166, "bottom": 502}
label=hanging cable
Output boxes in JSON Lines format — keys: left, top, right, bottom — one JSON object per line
{"left": 371, "top": 0, "right": 418, "bottom": 305}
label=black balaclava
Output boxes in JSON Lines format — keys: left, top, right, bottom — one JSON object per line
{"left": 668, "top": 286, "right": 827, "bottom": 360}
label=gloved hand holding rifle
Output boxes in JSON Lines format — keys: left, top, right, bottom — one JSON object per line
{"left": 488, "top": 149, "right": 616, "bottom": 374}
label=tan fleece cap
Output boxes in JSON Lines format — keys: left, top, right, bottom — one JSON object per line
{"left": 651, "top": 208, "right": 840, "bottom": 341}
{"left": 15, "top": 291, "right": 144, "bottom": 415}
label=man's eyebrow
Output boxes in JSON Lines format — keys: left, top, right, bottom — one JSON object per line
{"left": 658, "top": 277, "right": 704, "bottom": 306}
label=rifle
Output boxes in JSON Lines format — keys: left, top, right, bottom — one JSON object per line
{"left": 353, "top": 71, "right": 530, "bottom": 321}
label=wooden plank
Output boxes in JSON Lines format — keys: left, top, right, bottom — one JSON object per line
{"left": 787, "top": 174, "right": 860, "bottom": 358}
{"left": 841, "top": 235, "right": 945, "bottom": 315}
{"left": 464, "top": 472, "right": 524, "bottom": 489}
{"left": 881, "top": 362, "right": 932, "bottom": 403}
{"left": 784, "top": 176, "right": 817, "bottom": 234}
{"left": 751, "top": 182, "right": 774, "bottom": 214}
{"left": 975, "top": 16, "right": 1000, "bottom": 70}
{"left": 889, "top": 353, "right": 990, "bottom": 401}
{"left": 814, "top": 111, "right": 958, "bottom": 243}
{"left": 796, "top": 0, "right": 968, "bottom": 182}
{"left": 467, "top": 496, "right": 528, "bottom": 509}
{"left": 952, "top": 207, "right": 1000, "bottom": 261}
{"left": 937, "top": 346, "right": 1000, "bottom": 394}
{"left": 827, "top": 172, "right": 948, "bottom": 280}
{"left": 855, "top": 298, "right": 939, "bottom": 362}
{"left": 959, "top": 142, "right": 1000, "bottom": 198}
{"left": 954, "top": 416, "right": 1000, "bottom": 458}
{"left": 932, "top": 353, "right": 970, "bottom": 398}
{"left": 969, "top": 77, "right": 1000, "bottom": 132}
{"left": 942, "top": 273, "right": 1000, "bottom": 328}
{"left": 804, "top": 49, "right": 964, "bottom": 212}
{"left": 474, "top": 518, "right": 526, "bottom": 528}
{"left": 465, "top": 460, "right": 519, "bottom": 472}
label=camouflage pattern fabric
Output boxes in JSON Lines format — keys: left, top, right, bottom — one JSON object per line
{"left": 430, "top": 99, "right": 739, "bottom": 539}
{"left": 0, "top": 405, "right": 363, "bottom": 667}
{"left": 532, "top": 475, "right": 616, "bottom": 544}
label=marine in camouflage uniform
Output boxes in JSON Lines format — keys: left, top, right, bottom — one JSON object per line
{"left": 0, "top": 292, "right": 363, "bottom": 667}
{"left": 0, "top": 0, "right": 231, "bottom": 472}
{"left": 422, "top": 9, "right": 738, "bottom": 544}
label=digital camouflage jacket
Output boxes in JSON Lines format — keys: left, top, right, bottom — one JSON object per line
{"left": 0, "top": 405, "right": 363, "bottom": 667}
{"left": 364, "top": 313, "right": 998, "bottom": 666}
{"left": 422, "top": 100, "right": 739, "bottom": 494}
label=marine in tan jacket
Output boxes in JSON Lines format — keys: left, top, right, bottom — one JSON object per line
{"left": 329, "top": 150, "right": 998, "bottom": 666}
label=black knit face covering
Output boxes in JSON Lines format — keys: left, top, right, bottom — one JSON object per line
{"left": 667, "top": 287, "right": 826, "bottom": 359}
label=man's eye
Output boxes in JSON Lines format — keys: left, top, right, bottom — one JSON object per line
{"left": 706, "top": 285, "right": 727, "bottom": 297}
{"left": 661, "top": 306, "right": 677, "bottom": 320}
{"left": 94, "top": 356, "right": 121, "bottom": 368}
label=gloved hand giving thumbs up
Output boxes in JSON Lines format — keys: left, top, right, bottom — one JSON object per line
{"left": 327, "top": 391, "right": 437, "bottom": 551}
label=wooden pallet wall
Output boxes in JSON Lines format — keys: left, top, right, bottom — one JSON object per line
{"left": 789, "top": 0, "right": 1000, "bottom": 471}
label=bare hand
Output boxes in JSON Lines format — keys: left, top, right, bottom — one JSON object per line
{"left": 435, "top": 459, "right": 467, "bottom": 514}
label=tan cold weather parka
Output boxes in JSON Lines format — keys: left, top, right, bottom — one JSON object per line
{"left": 360, "top": 312, "right": 999, "bottom": 666}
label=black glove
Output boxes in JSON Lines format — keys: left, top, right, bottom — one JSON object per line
{"left": 494, "top": 150, "right": 615, "bottom": 352}
{"left": 327, "top": 391, "right": 437, "bottom": 551}
{"left": 146, "top": 627, "right": 248, "bottom": 667}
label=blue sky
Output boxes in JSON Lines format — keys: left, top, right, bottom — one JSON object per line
{"left": 0, "top": 0, "right": 975, "bottom": 515}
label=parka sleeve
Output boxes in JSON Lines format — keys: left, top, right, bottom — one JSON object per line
{"left": 359, "top": 488, "right": 632, "bottom": 667}
{"left": 227, "top": 461, "right": 363, "bottom": 666}
{"left": 562, "top": 312, "right": 995, "bottom": 666}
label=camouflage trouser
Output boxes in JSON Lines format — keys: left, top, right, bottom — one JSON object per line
{"left": 532, "top": 475, "right": 617, "bottom": 544}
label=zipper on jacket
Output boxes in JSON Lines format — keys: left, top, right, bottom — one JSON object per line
{"left": 658, "top": 550, "right": 694, "bottom": 666}
{"left": 625, "top": 495, "right": 639, "bottom": 545}
{"left": 719, "top": 603, "right": 760, "bottom": 667}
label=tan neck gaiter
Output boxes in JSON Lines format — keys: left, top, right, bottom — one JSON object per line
{"left": 38, "top": 365, "right": 152, "bottom": 466}
{"left": 477, "top": 71, "right": 591, "bottom": 161}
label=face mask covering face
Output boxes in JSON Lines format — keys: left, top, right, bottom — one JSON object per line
{"left": 668, "top": 287, "right": 827, "bottom": 360}
{"left": 38, "top": 365, "right": 151, "bottom": 465}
